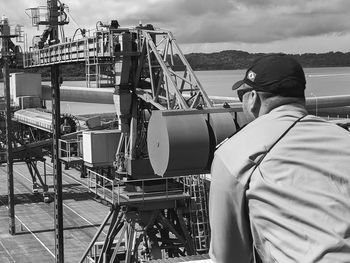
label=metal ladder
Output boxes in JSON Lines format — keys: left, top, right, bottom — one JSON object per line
{"left": 188, "top": 175, "right": 210, "bottom": 253}
{"left": 84, "top": 31, "right": 116, "bottom": 88}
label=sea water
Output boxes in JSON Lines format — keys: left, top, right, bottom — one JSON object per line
{"left": 195, "top": 67, "right": 350, "bottom": 97}
{"left": 2, "top": 67, "right": 350, "bottom": 115}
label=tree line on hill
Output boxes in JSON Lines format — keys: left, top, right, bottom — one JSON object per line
{"left": 185, "top": 50, "right": 350, "bottom": 70}
{"left": 2, "top": 50, "right": 350, "bottom": 80}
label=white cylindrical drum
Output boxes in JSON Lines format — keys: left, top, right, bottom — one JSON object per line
{"left": 147, "top": 111, "right": 210, "bottom": 177}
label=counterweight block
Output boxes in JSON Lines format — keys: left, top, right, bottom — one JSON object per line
{"left": 147, "top": 109, "right": 236, "bottom": 177}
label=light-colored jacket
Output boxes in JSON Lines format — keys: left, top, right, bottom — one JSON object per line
{"left": 209, "top": 104, "right": 350, "bottom": 263}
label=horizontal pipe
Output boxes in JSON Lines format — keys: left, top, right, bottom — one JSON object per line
{"left": 42, "top": 85, "right": 114, "bottom": 104}
{"left": 224, "top": 95, "right": 350, "bottom": 112}
{"left": 42, "top": 85, "right": 240, "bottom": 105}
{"left": 42, "top": 85, "right": 350, "bottom": 112}
{"left": 305, "top": 95, "right": 350, "bottom": 109}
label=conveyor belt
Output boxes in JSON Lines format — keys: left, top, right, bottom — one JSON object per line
{"left": 14, "top": 108, "right": 53, "bottom": 132}
{"left": 13, "top": 108, "right": 86, "bottom": 132}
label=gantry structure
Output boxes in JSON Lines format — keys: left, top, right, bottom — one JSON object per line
{"left": 22, "top": 1, "right": 236, "bottom": 262}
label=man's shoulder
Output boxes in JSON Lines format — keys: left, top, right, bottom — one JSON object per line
{"left": 217, "top": 113, "right": 278, "bottom": 155}
{"left": 213, "top": 116, "right": 273, "bottom": 180}
{"left": 215, "top": 108, "right": 305, "bottom": 171}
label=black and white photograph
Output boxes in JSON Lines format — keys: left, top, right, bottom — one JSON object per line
{"left": 1, "top": 1, "right": 350, "bottom": 262}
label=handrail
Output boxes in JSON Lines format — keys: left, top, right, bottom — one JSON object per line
{"left": 58, "top": 138, "right": 82, "bottom": 162}
{"left": 86, "top": 169, "right": 196, "bottom": 205}
{"left": 87, "top": 169, "right": 115, "bottom": 203}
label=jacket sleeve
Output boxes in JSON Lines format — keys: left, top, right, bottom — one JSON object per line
{"left": 209, "top": 155, "right": 253, "bottom": 263}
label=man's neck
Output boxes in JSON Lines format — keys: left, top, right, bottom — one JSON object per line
{"left": 258, "top": 97, "right": 306, "bottom": 117}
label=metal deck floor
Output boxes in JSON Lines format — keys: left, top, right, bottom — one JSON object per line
{"left": 0, "top": 160, "right": 110, "bottom": 263}
{"left": 0, "top": 160, "right": 212, "bottom": 263}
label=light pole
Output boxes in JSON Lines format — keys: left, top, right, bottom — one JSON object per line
{"left": 47, "top": 0, "right": 64, "bottom": 261}
{"left": 0, "top": 15, "right": 16, "bottom": 235}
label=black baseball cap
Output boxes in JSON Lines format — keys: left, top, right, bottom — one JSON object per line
{"left": 232, "top": 54, "right": 306, "bottom": 98}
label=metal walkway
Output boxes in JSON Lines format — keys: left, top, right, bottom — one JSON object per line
{"left": 86, "top": 169, "right": 191, "bottom": 205}
{"left": 23, "top": 29, "right": 124, "bottom": 67}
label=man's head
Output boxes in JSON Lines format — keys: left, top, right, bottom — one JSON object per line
{"left": 232, "top": 54, "right": 306, "bottom": 122}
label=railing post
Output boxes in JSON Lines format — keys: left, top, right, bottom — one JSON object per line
{"left": 95, "top": 172, "right": 97, "bottom": 192}
{"left": 87, "top": 170, "right": 89, "bottom": 188}
{"left": 111, "top": 178, "right": 114, "bottom": 204}
{"left": 103, "top": 175, "right": 105, "bottom": 200}
{"left": 118, "top": 182, "right": 120, "bottom": 205}
{"left": 183, "top": 176, "right": 185, "bottom": 194}
{"left": 67, "top": 141, "right": 70, "bottom": 161}
{"left": 166, "top": 178, "right": 168, "bottom": 198}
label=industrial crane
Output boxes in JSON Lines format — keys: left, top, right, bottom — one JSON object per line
{"left": 21, "top": 1, "right": 238, "bottom": 262}
{"left": 4, "top": 0, "right": 350, "bottom": 262}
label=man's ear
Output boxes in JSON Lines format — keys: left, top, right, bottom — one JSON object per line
{"left": 248, "top": 90, "right": 261, "bottom": 118}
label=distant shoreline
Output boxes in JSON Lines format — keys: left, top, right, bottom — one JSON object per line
{"left": 2, "top": 65, "right": 350, "bottom": 83}
{"left": 1, "top": 50, "right": 350, "bottom": 81}
{"left": 185, "top": 50, "right": 350, "bottom": 71}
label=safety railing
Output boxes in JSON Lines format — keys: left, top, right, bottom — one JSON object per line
{"left": 87, "top": 169, "right": 116, "bottom": 204}
{"left": 85, "top": 241, "right": 103, "bottom": 263}
{"left": 58, "top": 138, "right": 82, "bottom": 162}
{"left": 23, "top": 28, "right": 125, "bottom": 68}
{"left": 86, "top": 169, "right": 193, "bottom": 205}
{"left": 84, "top": 240, "right": 122, "bottom": 263}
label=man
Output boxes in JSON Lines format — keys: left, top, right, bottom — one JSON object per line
{"left": 209, "top": 54, "right": 350, "bottom": 263}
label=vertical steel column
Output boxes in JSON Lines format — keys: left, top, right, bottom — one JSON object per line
{"left": 52, "top": 64, "right": 63, "bottom": 262}
{"left": 2, "top": 31, "right": 15, "bottom": 235}
{"left": 48, "top": 0, "right": 64, "bottom": 262}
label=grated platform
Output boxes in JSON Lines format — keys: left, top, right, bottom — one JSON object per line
{"left": 0, "top": 160, "right": 212, "bottom": 262}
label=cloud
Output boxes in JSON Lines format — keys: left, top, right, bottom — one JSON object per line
{"left": 2, "top": 0, "right": 38, "bottom": 24}
{"left": 173, "top": 0, "right": 350, "bottom": 44}
{"left": 3, "top": 0, "right": 350, "bottom": 53}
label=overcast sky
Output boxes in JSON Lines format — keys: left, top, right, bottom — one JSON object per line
{"left": 3, "top": 0, "right": 350, "bottom": 54}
